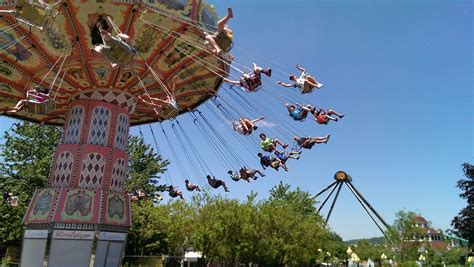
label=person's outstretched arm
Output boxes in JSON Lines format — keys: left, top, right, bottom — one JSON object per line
{"left": 277, "top": 81, "right": 294, "bottom": 88}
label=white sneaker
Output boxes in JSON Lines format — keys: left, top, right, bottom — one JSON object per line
{"left": 317, "top": 83, "right": 324, "bottom": 88}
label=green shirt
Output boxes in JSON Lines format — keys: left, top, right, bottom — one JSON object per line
{"left": 260, "top": 138, "right": 274, "bottom": 149}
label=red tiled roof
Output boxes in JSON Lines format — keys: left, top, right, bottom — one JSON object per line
{"left": 414, "top": 216, "right": 428, "bottom": 224}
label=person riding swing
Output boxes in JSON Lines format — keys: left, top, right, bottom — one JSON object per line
{"left": 313, "top": 108, "right": 345, "bottom": 125}
{"left": 259, "top": 133, "right": 288, "bottom": 154}
{"left": 286, "top": 103, "right": 314, "bottom": 122}
{"left": 206, "top": 175, "right": 229, "bottom": 192}
{"left": 92, "top": 17, "right": 136, "bottom": 68}
{"left": 228, "top": 170, "right": 250, "bottom": 182}
{"left": 6, "top": 85, "right": 51, "bottom": 114}
{"left": 225, "top": 63, "right": 271, "bottom": 92}
{"left": 137, "top": 76, "right": 178, "bottom": 112}
{"left": 274, "top": 150, "right": 301, "bottom": 164}
{"left": 185, "top": 179, "right": 201, "bottom": 192}
{"left": 294, "top": 135, "right": 330, "bottom": 150}
{"left": 233, "top": 117, "right": 264, "bottom": 135}
{"left": 258, "top": 153, "right": 288, "bottom": 172}
{"left": 205, "top": 8, "right": 234, "bottom": 55}
{"left": 277, "top": 65, "right": 323, "bottom": 94}
{"left": 168, "top": 186, "right": 184, "bottom": 200}
{"left": 239, "top": 167, "right": 265, "bottom": 180}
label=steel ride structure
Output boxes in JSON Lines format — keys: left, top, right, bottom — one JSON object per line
{"left": 316, "top": 171, "right": 392, "bottom": 242}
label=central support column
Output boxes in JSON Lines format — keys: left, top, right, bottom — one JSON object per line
{"left": 21, "top": 90, "right": 136, "bottom": 267}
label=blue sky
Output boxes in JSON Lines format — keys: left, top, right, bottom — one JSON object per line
{"left": 0, "top": 0, "right": 472, "bottom": 240}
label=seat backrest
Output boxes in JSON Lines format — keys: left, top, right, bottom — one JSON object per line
{"left": 16, "top": 1, "right": 50, "bottom": 30}
{"left": 25, "top": 99, "right": 54, "bottom": 114}
{"left": 105, "top": 39, "right": 135, "bottom": 66}
{"left": 246, "top": 73, "right": 262, "bottom": 91}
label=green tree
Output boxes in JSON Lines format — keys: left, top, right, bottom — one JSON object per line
{"left": 190, "top": 194, "right": 231, "bottom": 264}
{"left": 124, "top": 135, "right": 170, "bottom": 257}
{"left": 216, "top": 193, "right": 262, "bottom": 265}
{"left": 126, "top": 202, "right": 169, "bottom": 256}
{"left": 126, "top": 135, "right": 169, "bottom": 196}
{"left": 324, "top": 232, "right": 347, "bottom": 262}
{"left": 257, "top": 196, "right": 330, "bottom": 265}
{"left": 352, "top": 240, "right": 387, "bottom": 263}
{"left": 387, "top": 210, "right": 424, "bottom": 264}
{"left": 451, "top": 163, "right": 473, "bottom": 248}
{"left": 0, "top": 122, "right": 61, "bottom": 248}
{"left": 254, "top": 183, "right": 338, "bottom": 265}
{"left": 439, "top": 247, "right": 467, "bottom": 265}
{"left": 269, "top": 181, "right": 318, "bottom": 215}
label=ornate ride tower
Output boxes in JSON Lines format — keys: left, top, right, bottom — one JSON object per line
{"left": 0, "top": 0, "right": 225, "bottom": 266}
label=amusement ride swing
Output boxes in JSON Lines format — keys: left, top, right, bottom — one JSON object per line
{"left": 316, "top": 170, "right": 393, "bottom": 243}
{"left": 0, "top": 0, "right": 370, "bottom": 265}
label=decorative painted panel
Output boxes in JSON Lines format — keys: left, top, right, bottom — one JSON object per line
{"left": 88, "top": 107, "right": 111, "bottom": 146}
{"left": 79, "top": 153, "right": 105, "bottom": 190}
{"left": 63, "top": 105, "right": 84, "bottom": 144}
{"left": 110, "top": 158, "right": 126, "bottom": 192}
{"left": 24, "top": 188, "right": 59, "bottom": 224}
{"left": 104, "top": 193, "right": 127, "bottom": 225}
{"left": 57, "top": 189, "right": 97, "bottom": 223}
{"left": 114, "top": 113, "right": 128, "bottom": 151}
{"left": 51, "top": 151, "right": 74, "bottom": 187}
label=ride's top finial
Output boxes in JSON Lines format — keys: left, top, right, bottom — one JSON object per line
{"left": 334, "top": 171, "right": 352, "bottom": 181}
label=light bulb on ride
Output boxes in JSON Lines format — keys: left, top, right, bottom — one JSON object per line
{"left": 347, "top": 246, "right": 353, "bottom": 256}
{"left": 419, "top": 254, "right": 426, "bottom": 262}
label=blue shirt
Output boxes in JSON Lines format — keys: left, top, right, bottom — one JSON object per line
{"left": 290, "top": 106, "right": 304, "bottom": 120}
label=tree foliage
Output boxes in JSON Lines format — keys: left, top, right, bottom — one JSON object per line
{"left": 351, "top": 240, "right": 386, "bottom": 262}
{"left": 451, "top": 163, "right": 473, "bottom": 248}
{"left": 126, "top": 135, "right": 169, "bottom": 196}
{"left": 125, "top": 183, "right": 346, "bottom": 266}
{"left": 0, "top": 122, "right": 61, "bottom": 246}
{"left": 387, "top": 210, "right": 423, "bottom": 263}
{"left": 122, "top": 135, "right": 170, "bottom": 256}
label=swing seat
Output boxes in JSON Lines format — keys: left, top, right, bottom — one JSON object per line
{"left": 232, "top": 121, "right": 251, "bottom": 135}
{"left": 240, "top": 73, "right": 262, "bottom": 92}
{"left": 103, "top": 38, "right": 136, "bottom": 67}
{"left": 15, "top": 0, "right": 57, "bottom": 31}
{"left": 25, "top": 98, "right": 54, "bottom": 114}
